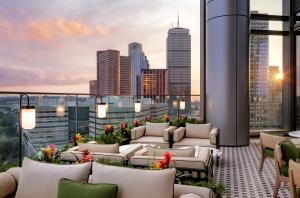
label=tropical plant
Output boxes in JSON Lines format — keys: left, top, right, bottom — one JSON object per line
{"left": 97, "top": 125, "right": 126, "bottom": 144}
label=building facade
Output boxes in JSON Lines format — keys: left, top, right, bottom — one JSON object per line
{"left": 128, "top": 42, "right": 149, "bottom": 96}
{"left": 249, "top": 11, "right": 270, "bottom": 129}
{"left": 141, "top": 69, "right": 167, "bottom": 102}
{"left": 167, "top": 26, "right": 191, "bottom": 115}
{"left": 89, "top": 80, "right": 98, "bottom": 95}
{"left": 120, "top": 56, "right": 133, "bottom": 96}
{"left": 97, "top": 50, "right": 120, "bottom": 95}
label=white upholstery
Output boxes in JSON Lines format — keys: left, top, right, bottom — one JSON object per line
{"left": 173, "top": 138, "right": 215, "bottom": 148}
{"left": 0, "top": 172, "right": 16, "bottom": 198}
{"left": 185, "top": 123, "right": 212, "bottom": 139}
{"left": 130, "top": 136, "right": 169, "bottom": 148}
{"left": 131, "top": 126, "right": 145, "bottom": 140}
{"left": 78, "top": 143, "right": 119, "bottom": 153}
{"left": 91, "top": 163, "right": 176, "bottom": 198}
{"left": 145, "top": 122, "right": 169, "bottom": 137}
{"left": 179, "top": 193, "right": 203, "bottom": 198}
{"left": 147, "top": 147, "right": 195, "bottom": 157}
{"left": 173, "top": 127, "right": 186, "bottom": 142}
{"left": 15, "top": 158, "right": 91, "bottom": 198}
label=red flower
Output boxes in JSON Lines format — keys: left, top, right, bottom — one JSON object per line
{"left": 80, "top": 149, "right": 93, "bottom": 163}
{"left": 104, "top": 125, "right": 114, "bottom": 135}
{"left": 163, "top": 115, "right": 170, "bottom": 122}
{"left": 133, "top": 119, "right": 140, "bottom": 127}
{"left": 144, "top": 116, "right": 152, "bottom": 122}
{"left": 120, "top": 121, "right": 128, "bottom": 130}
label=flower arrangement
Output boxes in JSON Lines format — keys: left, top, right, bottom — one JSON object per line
{"left": 163, "top": 114, "right": 171, "bottom": 122}
{"left": 104, "top": 125, "right": 114, "bottom": 135}
{"left": 144, "top": 115, "right": 152, "bottom": 122}
{"left": 120, "top": 121, "right": 128, "bottom": 133}
{"left": 80, "top": 149, "right": 93, "bottom": 163}
{"left": 152, "top": 152, "right": 174, "bottom": 169}
{"left": 72, "top": 133, "right": 83, "bottom": 146}
{"left": 38, "top": 144, "right": 61, "bottom": 163}
{"left": 133, "top": 119, "right": 141, "bottom": 127}
{"left": 97, "top": 125, "right": 126, "bottom": 144}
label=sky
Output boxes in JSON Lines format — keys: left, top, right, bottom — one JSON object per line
{"left": 0, "top": 0, "right": 286, "bottom": 95}
{"left": 0, "top": 0, "right": 200, "bottom": 94}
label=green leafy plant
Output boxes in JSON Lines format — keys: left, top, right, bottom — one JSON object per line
{"left": 170, "top": 117, "right": 203, "bottom": 127}
{"left": 97, "top": 125, "right": 126, "bottom": 144}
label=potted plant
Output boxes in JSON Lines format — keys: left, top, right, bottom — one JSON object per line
{"left": 97, "top": 125, "right": 126, "bottom": 144}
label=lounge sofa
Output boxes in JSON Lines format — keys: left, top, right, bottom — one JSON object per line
{"left": 130, "top": 146, "right": 213, "bottom": 180}
{"left": 172, "top": 123, "right": 220, "bottom": 149}
{"left": 130, "top": 122, "right": 176, "bottom": 148}
{"left": 0, "top": 158, "right": 213, "bottom": 198}
{"left": 60, "top": 142, "right": 143, "bottom": 164}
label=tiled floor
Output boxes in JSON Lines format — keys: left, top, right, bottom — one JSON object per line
{"left": 214, "top": 139, "right": 290, "bottom": 198}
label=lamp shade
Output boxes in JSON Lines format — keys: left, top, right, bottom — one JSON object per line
{"left": 180, "top": 100, "right": 185, "bottom": 110}
{"left": 97, "top": 103, "right": 107, "bottom": 118}
{"left": 56, "top": 105, "right": 65, "bottom": 117}
{"left": 172, "top": 101, "right": 177, "bottom": 108}
{"left": 21, "top": 106, "right": 36, "bottom": 129}
{"left": 135, "top": 101, "right": 141, "bottom": 113}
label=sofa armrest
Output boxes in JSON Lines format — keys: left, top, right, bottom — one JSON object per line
{"left": 163, "top": 126, "right": 177, "bottom": 141}
{"left": 174, "top": 184, "right": 213, "bottom": 198}
{"left": 67, "top": 146, "right": 79, "bottom": 152}
{"left": 173, "top": 127, "right": 186, "bottom": 142}
{"left": 131, "top": 126, "right": 146, "bottom": 140}
{"left": 133, "top": 147, "right": 149, "bottom": 156}
{"left": 0, "top": 172, "right": 17, "bottom": 198}
{"left": 120, "top": 144, "right": 143, "bottom": 159}
{"left": 210, "top": 128, "right": 220, "bottom": 148}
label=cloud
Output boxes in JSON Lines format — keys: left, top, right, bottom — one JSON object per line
{"left": 0, "top": 17, "right": 110, "bottom": 43}
{"left": 0, "top": 65, "right": 92, "bottom": 87}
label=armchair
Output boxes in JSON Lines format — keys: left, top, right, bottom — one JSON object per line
{"left": 172, "top": 123, "right": 220, "bottom": 149}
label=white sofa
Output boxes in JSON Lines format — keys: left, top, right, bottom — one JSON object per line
{"left": 60, "top": 142, "right": 143, "bottom": 164}
{"left": 172, "top": 123, "right": 220, "bottom": 149}
{"left": 130, "top": 122, "right": 176, "bottom": 148}
{"left": 0, "top": 158, "right": 213, "bottom": 198}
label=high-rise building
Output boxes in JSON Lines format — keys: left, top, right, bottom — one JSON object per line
{"left": 120, "top": 56, "right": 132, "bottom": 95}
{"left": 141, "top": 69, "right": 167, "bottom": 102}
{"left": 89, "top": 80, "right": 98, "bottom": 95}
{"left": 97, "top": 50, "right": 120, "bottom": 95}
{"left": 249, "top": 11, "right": 270, "bottom": 129}
{"left": 267, "top": 66, "right": 282, "bottom": 128}
{"left": 128, "top": 42, "right": 150, "bottom": 96}
{"left": 167, "top": 20, "right": 191, "bottom": 115}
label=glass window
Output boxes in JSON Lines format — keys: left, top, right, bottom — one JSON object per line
{"left": 251, "top": 0, "right": 283, "bottom": 15}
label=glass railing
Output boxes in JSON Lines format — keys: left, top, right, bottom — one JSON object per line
{"left": 0, "top": 92, "right": 201, "bottom": 169}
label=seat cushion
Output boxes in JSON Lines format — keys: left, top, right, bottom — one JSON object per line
{"left": 263, "top": 147, "right": 274, "bottom": 158}
{"left": 130, "top": 136, "right": 168, "bottom": 147}
{"left": 185, "top": 123, "right": 212, "bottom": 139}
{"left": 78, "top": 143, "right": 119, "bottom": 154}
{"left": 280, "top": 140, "right": 300, "bottom": 163}
{"left": 57, "top": 178, "right": 118, "bottom": 198}
{"left": 148, "top": 147, "right": 195, "bottom": 157}
{"left": 15, "top": 157, "right": 91, "bottom": 198}
{"left": 91, "top": 163, "right": 176, "bottom": 198}
{"left": 173, "top": 138, "right": 215, "bottom": 148}
{"left": 145, "top": 122, "right": 169, "bottom": 137}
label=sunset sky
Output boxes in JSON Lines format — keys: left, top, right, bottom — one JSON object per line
{"left": 0, "top": 0, "right": 283, "bottom": 95}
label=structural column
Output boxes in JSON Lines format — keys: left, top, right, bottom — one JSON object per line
{"left": 205, "top": 0, "right": 249, "bottom": 146}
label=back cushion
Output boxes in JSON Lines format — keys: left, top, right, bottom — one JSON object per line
{"left": 148, "top": 147, "right": 195, "bottom": 157}
{"left": 15, "top": 157, "right": 91, "bottom": 198}
{"left": 91, "top": 163, "right": 176, "bottom": 198}
{"left": 185, "top": 123, "right": 212, "bottom": 139}
{"left": 78, "top": 143, "right": 119, "bottom": 153}
{"left": 145, "top": 122, "right": 169, "bottom": 137}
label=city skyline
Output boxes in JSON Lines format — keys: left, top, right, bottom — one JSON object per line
{"left": 0, "top": 0, "right": 201, "bottom": 94}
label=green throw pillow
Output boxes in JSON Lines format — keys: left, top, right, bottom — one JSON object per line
{"left": 280, "top": 140, "right": 300, "bottom": 163}
{"left": 57, "top": 178, "right": 118, "bottom": 198}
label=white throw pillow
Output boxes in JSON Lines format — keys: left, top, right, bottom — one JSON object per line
{"left": 148, "top": 147, "right": 195, "bottom": 157}
{"left": 185, "top": 123, "right": 212, "bottom": 139}
{"left": 15, "top": 157, "right": 91, "bottom": 198}
{"left": 78, "top": 143, "right": 119, "bottom": 153}
{"left": 91, "top": 163, "right": 176, "bottom": 198}
{"left": 145, "top": 122, "right": 169, "bottom": 137}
